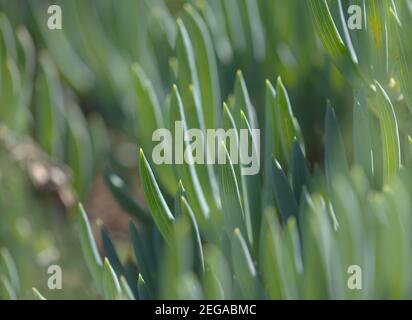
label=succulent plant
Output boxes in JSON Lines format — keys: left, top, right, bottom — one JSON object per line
{"left": 1, "top": 0, "right": 412, "bottom": 300}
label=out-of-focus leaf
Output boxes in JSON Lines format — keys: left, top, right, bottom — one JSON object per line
{"left": 129, "top": 222, "right": 154, "bottom": 292}
{"left": 325, "top": 105, "right": 348, "bottom": 192}
{"left": 238, "top": 0, "right": 265, "bottom": 61}
{"left": 175, "top": 18, "right": 205, "bottom": 124}
{"left": 180, "top": 195, "right": 204, "bottom": 274}
{"left": 78, "top": 203, "right": 102, "bottom": 293}
{"left": 65, "top": 101, "right": 93, "bottom": 197}
{"left": 0, "top": 13, "right": 17, "bottom": 61}
{"left": 273, "top": 159, "right": 299, "bottom": 224}
{"left": 218, "top": 143, "right": 246, "bottom": 238}
{"left": 30, "top": 3, "right": 94, "bottom": 92}
{"left": 261, "top": 209, "right": 283, "bottom": 298}
{"left": 353, "top": 96, "right": 373, "bottom": 182}
{"left": 222, "top": 102, "right": 241, "bottom": 184}
{"left": 283, "top": 217, "right": 303, "bottom": 296}
{"left": 197, "top": 0, "right": 233, "bottom": 64}
{"left": 234, "top": 70, "right": 257, "bottom": 129}
{"left": 391, "top": 10, "right": 412, "bottom": 113}
{"left": 169, "top": 85, "right": 210, "bottom": 222}
{"left": 182, "top": 4, "right": 221, "bottom": 129}
{"left": 231, "top": 228, "right": 259, "bottom": 299}
{"left": 138, "top": 274, "right": 151, "bottom": 300}
{"left": 263, "top": 80, "right": 280, "bottom": 208}
{"left": 132, "top": 64, "right": 176, "bottom": 194}
{"left": 0, "top": 248, "right": 20, "bottom": 294}
{"left": 131, "top": 63, "right": 163, "bottom": 146}
{"left": 308, "top": 0, "right": 358, "bottom": 81}
{"left": 221, "top": 0, "right": 247, "bottom": 53}
{"left": 177, "top": 273, "right": 203, "bottom": 299}
{"left": 0, "top": 276, "right": 16, "bottom": 300}
{"left": 104, "top": 170, "right": 152, "bottom": 226}
{"left": 369, "top": 82, "right": 401, "bottom": 184}
{"left": 275, "top": 77, "right": 303, "bottom": 166}
{"left": 185, "top": 86, "right": 220, "bottom": 211}
{"left": 291, "top": 141, "right": 311, "bottom": 202}
{"left": 88, "top": 113, "right": 110, "bottom": 165}
{"left": 32, "top": 288, "right": 46, "bottom": 300}
{"left": 100, "top": 226, "right": 124, "bottom": 278}
{"left": 119, "top": 275, "right": 135, "bottom": 300}
{"left": 239, "top": 110, "right": 261, "bottom": 251}
{"left": 203, "top": 245, "right": 232, "bottom": 299}
{"left": 408, "top": 136, "right": 412, "bottom": 166}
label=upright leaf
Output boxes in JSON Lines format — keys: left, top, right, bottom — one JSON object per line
{"left": 369, "top": 82, "right": 401, "bottom": 184}
{"left": 324, "top": 105, "right": 348, "bottom": 193}
{"left": 273, "top": 159, "right": 299, "bottom": 224}
{"left": 182, "top": 5, "right": 221, "bottom": 128}
{"left": 291, "top": 141, "right": 311, "bottom": 202}
{"left": 139, "top": 149, "right": 175, "bottom": 243}
{"left": 102, "top": 258, "right": 121, "bottom": 300}
{"left": 78, "top": 203, "right": 102, "bottom": 293}
{"left": 218, "top": 143, "right": 246, "bottom": 238}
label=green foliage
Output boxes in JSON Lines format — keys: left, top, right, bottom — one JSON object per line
{"left": 1, "top": 0, "right": 412, "bottom": 300}
{"left": 76, "top": 0, "right": 412, "bottom": 297}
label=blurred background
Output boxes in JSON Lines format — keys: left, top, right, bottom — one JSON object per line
{"left": 0, "top": 0, "right": 403, "bottom": 299}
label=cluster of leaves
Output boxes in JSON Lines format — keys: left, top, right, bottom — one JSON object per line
{"left": 0, "top": 10, "right": 107, "bottom": 298}
{"left": 72, "top": 0, "right": 412, "bottom": 300}
{"left": 2, "top": 0, "right": 412, "bottom": 299}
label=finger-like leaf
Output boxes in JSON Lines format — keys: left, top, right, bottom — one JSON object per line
{"left": 261, "top": 209, "right": 283, "bottom": 298}
{"left": 391, "top": 10, "right": 412, "bottom": 113}
{"left": 32, "top": 288, "right": 46, "bottom": 300}
{"left": 234, "top": 70, "right": 257, "bottom": 129}
{"left": 132, "top": 64, "right": 176, "bottom": 194}
{"left": 139, "top": 149, "right": 175, "bottom": 243}
{"left": 231, "top": 228, "right": 259, "bottom": 299}
{"left": 66, "top": 101, "right": 93, "bottom": 197}
{"left": 34, "top": 51, "right": 65, "bottom": 158}
{"left": 218, "top": 142, "right": 246, "bottom": 238}
{"left": 137, "top": 274, "right": 151, "bottom": 300}
{"left": 263, "top": 80, "right": 280, "bottom": 208}
{"left": 180, "top": 195, "right": 204, "bottom": 274}
{"left": 78, "top": 203, "right": 102, "bottom": 293}
{"left": 102, "top": 258, "right": 121, "bottom": 300}
{"left": 239, "top": 110, "right": 261, "bottom": 250}
{"left": 308, "top": 0, "right": 358, "bottom": 80}
{"left": 369, "top": 82, "right": 401, "bottom": 184}
{"left": 353, "top": 96, "right": 373, "bottom": 182}
{"left": 129, "top": 222, "right": 154, "bottom": 292}
{"left": 182, "top": 4, "right": 221, "bottom": 129}
{"left": 169, "top": 85, "right": 210, "bottom": 221}
{"left": 0, "top": 13, "right": 17, "bottom": 61}
{"left": 101, "top": 226, "right": 124, "bottom": 278}
{"left": 275, "top": 77, "right": 303, "bottom": 166}
{"left": 325, "top": 105, "right": 348, "bottom": 192}
{"left": 119, "top": 275, "right": 135, "bottom": 300}
{"left": 291, "top": 141, "right": 311, "bottom": 202}
{"left": 273, "top": 159, "right": 299, "bottom": 224}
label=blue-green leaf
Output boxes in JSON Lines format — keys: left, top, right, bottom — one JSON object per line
{"left": 139, "top": 149, "right": 175, "bottom": 243}
{"left": 273, "top": 159, "right": 299, "bottom": 224}
{"left": 78, "top": 203, "right": 102, "bottom": 293}
{"left": 102, "top": 258, "right": 121, "bottom": 300}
